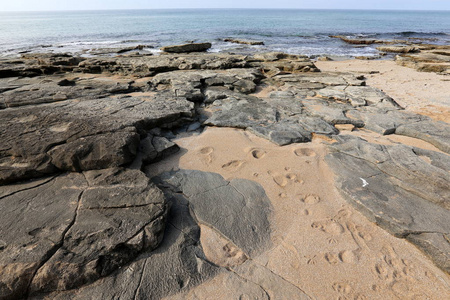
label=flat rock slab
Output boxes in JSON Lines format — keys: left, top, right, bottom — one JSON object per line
{"left": 0, "top": 96, "right": 194, "bottom": 184}
{"left": 161, "top": 43, "right": 212, "bottom": 53}
{"left": 0, "top": 168, "right": 169, "bottom": 299}
{"left": 396, "top": 120, "right": 450, "bottom": 154}
{"left": 31, "top": 170, "right": 280, "bottom": 300}
{"left": 157, "top": 169, "right": 273, "bottom": 257}
{"left": 1, "top": 75, "right": 135, "bottom": 108}
{"left": 326, "top": 136, "right": 450, "bottom": 273}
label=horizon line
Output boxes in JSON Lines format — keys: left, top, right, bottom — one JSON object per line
{"left": 1, "top": 7, "right": 450, "bottom": 13}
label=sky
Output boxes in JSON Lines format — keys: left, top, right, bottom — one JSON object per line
{"left": 0, "top": 0, "right": 449, "bottom": 12}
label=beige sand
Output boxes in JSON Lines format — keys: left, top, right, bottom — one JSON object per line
{"left": 316, "top": 60, "right": 450, "bottom": 122}
{"left": 150, "top": 127, "right": 450, "bottom": 300}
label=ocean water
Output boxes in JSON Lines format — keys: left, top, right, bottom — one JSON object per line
{"left": 0, "top": 9, "right": 449, "bottom": 58}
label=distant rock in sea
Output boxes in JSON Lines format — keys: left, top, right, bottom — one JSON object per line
{"left": 160, "top": 42, "right": 212, "bottom": 53}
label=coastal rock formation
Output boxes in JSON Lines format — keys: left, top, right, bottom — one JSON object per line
{"left": 330, "top": 35, "right": 409, "bottom": 45}
{"left": 395, "top": 46, "right": 450, "bottom": 74}
{"left": 0, "top": 95, "right": 194, "bottom": 184}
{"left": 0, "top": 51, "right": 449, "bottom": 299}
{"left": 376, "top": 46, "right": 419, "bottom": 53}
{"left": 0, "top": 168, "right": 169, "bottom": 299}
{"left": 224, "top": 38, "right": 265, "bottom": 45}
{"left": 160, "top": 43, "right": 212, "bottom": 53}
{"left": 326, "top": 136, "right": 450, "bottom": 273}
{"left": 31, "top": 170, "right": 279, "bottom": 300}
{"left": 0, "top": 53, "right": 85, "bottom": 78}
{"left": 205, "top": 71, "right": 402, "bottom": 145}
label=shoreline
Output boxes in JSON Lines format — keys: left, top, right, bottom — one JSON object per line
{"left": 0, "top": 50, "right": 449, "bottom": 299}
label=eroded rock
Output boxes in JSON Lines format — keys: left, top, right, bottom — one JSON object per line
{"left": 161, "top": 43, "right": 212, "bottom": 53}
{"left": 326, "top": 136, "right": 450, "bottom": 273}
{"left": 31, "top": 170, "right": 275, "bottom": 300}
{"left": 0, "top": 168, "right": 169, "bottom": 299}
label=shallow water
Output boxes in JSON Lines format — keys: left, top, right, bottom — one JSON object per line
{"left": 0, "top": 9, "right": 449, "bottom": 57}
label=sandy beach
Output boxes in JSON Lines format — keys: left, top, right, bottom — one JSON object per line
{"left": 1, "top": 49, "right": 449, "bottom": 300}
{"left": 150, "top": 126, "right": 449, "bottom": 300}
{"left": 316, "top": 59, "right": 450, "bottom": 122}
{"left": 136, "top": 59, "right": 450, "bottom": 299}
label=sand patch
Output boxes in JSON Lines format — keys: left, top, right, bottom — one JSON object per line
{"left": 151, "top": 127, "right": 450, "bottom": 300}
{"left": 316, "top": 59, "right": 450, "bottom": 122}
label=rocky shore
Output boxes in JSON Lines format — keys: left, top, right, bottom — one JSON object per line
{"left": 0, "top": 49, "right": 449, "bottom": 299}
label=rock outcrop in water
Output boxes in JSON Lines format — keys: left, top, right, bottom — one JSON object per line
{"left": 160, "top": 43, "right": 212, "bottom": 53}
{"left": 0, "top": 51, "right": 448, "bottom": 299}
{"left": 395, "top": 45, "right": 450, "bottom": 74}
{"left": 224, "top": 38, "right": 265, "bottom": 45}
{"left": 329, "top": 36, "right": 450, "bottom": 74}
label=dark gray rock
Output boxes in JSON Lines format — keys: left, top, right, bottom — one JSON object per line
{"left": 150, "top": 68, "right": 262, "bottom": 102}
{"left": 0, "top": 168, "right": 169, "bottom": 299}
{"left": 249, "top": 117, "right": 337, "bottom": 146}
{"left": 31, "top": 170, "right": 273, "bottom": 300}
{"left": 48, "top": 131, "right": 140, "bottom": 172}
{"left": 205, "top": 96, "right": 278, "bottom": 129}
{"left": 326, "top": 136, "right": 450, "bottom": 273}
{"left": 161, "top": 43, "right": 212, "bottom": 53}
{"left": 233, "top": 79, "right": 257, "bottom": 94}
{"left": 224, "top": 38, "right": 265, "bottom": 45}
{"left": 0, "top": 96, "right": 194, "bottom": 184}
{"left": 302, "top": 99, "right": 361, "bottom": 126}
{"left": 396, "top": 120, "right": 450, "bottom": 154}
{"left": 0, "top": 54, "right": 85, "bottom": 78}
{"left": 36, "top": 189, "right": 217, "bottom": 300}
{"left": 346, "top": 107, "right": 428, "bottom": 135}
{"left": 77, "top": 53, "right": 251, "bottom": 77}
{"left": 158, "top": 170, "right": 272, "bottom": 257}
{"left": 316, "top": 85, "right": 399, "bottom": 108}
{"left": 2, "top": 75, "right": 135, "bottom": 108}
{"left": 252, "top": 52, "right": 309, "bottom": 62}
{"left": 204, "top": 86, "right": 240, "bottom": 103}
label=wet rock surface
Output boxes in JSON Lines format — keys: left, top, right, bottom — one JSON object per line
{"left": 0, "top": 51, "right": 449, "bottom": 299}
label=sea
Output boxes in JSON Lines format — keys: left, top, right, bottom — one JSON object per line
{"left": 0, "top": 9, "right": 449, "bottom": 58}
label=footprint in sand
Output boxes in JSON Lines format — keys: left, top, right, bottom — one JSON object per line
{"left": 327, "top": 237, "right": 337, "bottom": 244}
{"left": 325, "top": 252, "right": 340, "bottom": 265}
{"left": 332, "top": 282, "right": 366, "bottom": 300}
{"left": 198, "top": 146, "right": 214, "bottom": 165}
{"left": 286, "top": 173, "right": 297, "bottom": 180}
{"left": 311, "top": 220, "right": 345, "bottom": 235}
{"left": 325, "top": 249, "right": 360, "bottom": 265}
{"left": 268, "top": 171, "right": 288, "bottom": 187}
{"left": 294, "top": 148, "right": 317, "bottom": 157}
{"left": 332, "top": 282, "right": 352, "bottom": 295}
{"left": 222, "top": 160, "right": 245, "bottom": 172}
{"left": 306, "top": 255, "right": 318, "bottom": 265}
{"left": 251, "top": 149, "right": 266, "bottom": 159}
{"left": 279, "top": 193, "right": 288, "bottom": 198}
{"left": 302, "top": 194, "right": 321, "bottom": 204}
{"left": 339, "top": 249, "right": 361, "bottom": 264}
{"left": 301, "top": 209, "right": 310, "bottom": 216}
